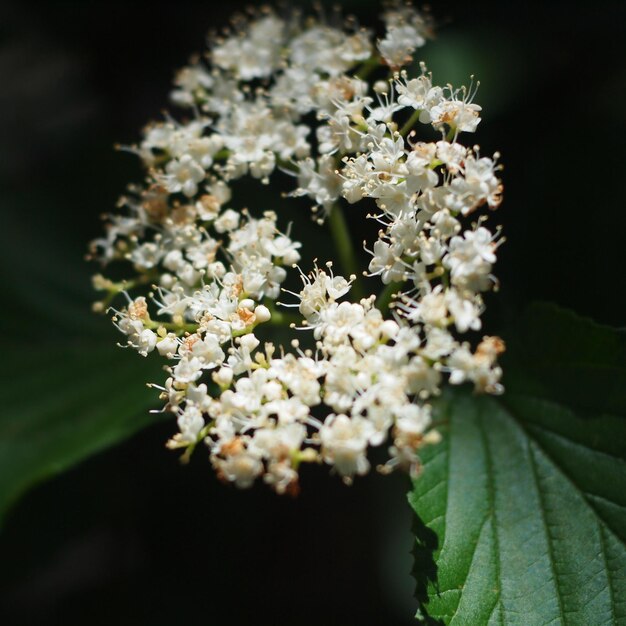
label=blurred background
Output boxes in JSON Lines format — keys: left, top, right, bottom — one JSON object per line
{"left": 1, "top": 1, "right": 625, "bottom": 624}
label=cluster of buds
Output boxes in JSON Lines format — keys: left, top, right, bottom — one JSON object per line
{"left": 90, "top": 2, "right": 504, "bottom": 494}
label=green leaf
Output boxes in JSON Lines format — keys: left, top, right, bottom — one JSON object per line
{"left": 409, "top": 304, "right": 626, "bottom": 625}
{"left": 0, "top": 192, "right": 170, "bottom": 527}
{"left": 0, "top": 342, "right": 165, "bottom": 526}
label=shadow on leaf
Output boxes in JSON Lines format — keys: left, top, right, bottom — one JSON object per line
{"left": 411, "top": 510, "right": 444, "bottom": 625}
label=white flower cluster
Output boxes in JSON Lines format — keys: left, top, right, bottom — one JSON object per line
{"left": 90, "top": 2, "right": 505, "bottom": 494}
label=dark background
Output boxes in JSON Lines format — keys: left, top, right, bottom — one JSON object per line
{"left": 1, "top": 2, "right": 625, "bottom": 625}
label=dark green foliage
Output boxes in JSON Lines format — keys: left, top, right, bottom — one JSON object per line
{"left": 410, "top": 304, "right": 626, "bottom": 624}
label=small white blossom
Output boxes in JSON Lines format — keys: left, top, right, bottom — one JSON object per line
{"left": 161, "top": 154, "right": 205, "bottom": 197}
{"left": 157, "top": 333, "right": 179, "bottom": 357}
{"left": 320, "top": 415, "right": 374, "bottom": 480}
{"left": 173, "top": 357, "right": 205, "bottom": 384}
{"left": 216, "top": 449, "right": 264, "bottom": 489}
{"left": 212, "top": 15, "right": 285, "bottom": 80}
{"left": 214, "top": 209, "right": 240, "bottom": 233}
{"left": 177, "top": 405, "right": 205, "bottom": 444}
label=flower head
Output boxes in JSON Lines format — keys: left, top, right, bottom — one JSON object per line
{"left": 90, "top": 1, "right": 504, "bottom": 494}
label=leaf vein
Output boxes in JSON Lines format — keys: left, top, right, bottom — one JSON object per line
{"left": 528, "top": 441, "right": 567, "bottom": 624}
{"left": 524, "top": 419, "right": 626, "bottom": 466}
{"left": 447, "top": 514, "right": 493, "bottom": 624}
{"left": 499, "top": 400, "right": 626, "bottom": 550}
{"left": 478, "top": 408, "right": 503, "bottom": 623}
{"left": 599, "top": 525, "right": 617, "bottom": 625}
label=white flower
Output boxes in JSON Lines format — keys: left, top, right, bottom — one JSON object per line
{"left": 436, "top": 141, "right": 467, "bottom": 172}
{"left": 228, "top": 334, "right": 260, "bottom": 375}
{"left": 216, "top": 450, "right": 263, "bottom": 489}
{"left": 447, "top": 155, "right": 502, "bottom": 214}
{"left": 186, "top": 383, "right": 212, "bottom": 412}
{"left": 318, "top": 301, "right": 365, "bottom": 343}
{"left": 172, "top": 356, "right": 204, "bottom": 384}
{"left": 396, "top": 75, "right": 442, "bottom": 119}
{"left": 267, "top": 355, "right": 323, "bottom": 407}
{"left": 136, "top": 329, "right": 157, "bottom": 356}
{"left": 368, "top": 240, "right": 406, "bottom": 284}
{"left": 263, "top": 235, "right": 302, "bottom": 265}
{"left": 196, "top": 183, "right": 231, "bottom": 221}
{"left": 162, "top": 154, "right": 205, "bottom": 197}
{"left": 378, "top": 25, "right": 425, "bottom": 68}
{"left": 400, "top": 286, "right": 447, "bottom": 326}
{"left": 421, "top": 327, "right": 456, "bottom": 360}
{"left": 295, "top": 267, "right": 352, "bottom": 322}
{"left": 177, "top": 405, "right": 205, "bottom": 443}
{"left": 445, "top": 289, "right": 482, "bottom": 333}
{"left": 212, "top": 15, "right": 285, "bottom": 80}
{"left": 405, "top": 145, "right": 439, "bottom": 191}
{"left": 171, "top": 63, "right": 214, "bottom": 107}
{"left": 430, "top": 99, "right": 482, "bottom": 133}
{"left": 320, "top": 415, "right": 374, "bottom": 480}
{"left": 212, "top": 367, "right": 234, "bottom": 388}
{"left": 264, "top": 462, "right": 299, "bottom": 495}
{"left": 394, "top": 403, "right": 432, "bottom": 441}
{"left": 214, "top": 209, "right": 240, "bottom": 233}
{"left": 188, "top": 333, "right": 225, "bottom": 367}
{"left": 404, "top": 356, "right": 441, "bottom": 398}
{"left": 131, "top": 242, "right": 161, "bottom": 269}
{"left": 290, "top": 26, "right": 370, "bottom": 76}
{"left": 444, "top": 227, "right": 497, "bottom": 292}
{"left": 249, "top": 423, "right": 306, "bottom": 460}
{"left": 157, "top": 333, "right": 179, "bottom": 357}
{"left": 341, "top": 154, "right": 371, "bottom": 204}
{"left": 293, "top": 155, "right": 342, "bottom": 213}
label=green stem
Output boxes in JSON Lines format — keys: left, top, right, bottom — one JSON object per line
{"left": 327, "top": 203, "right": 366, "bottom": 300}
{"left": 399, "top": 109, "right": 423, "bottom": 138}
{"left": 355, "top": 55, "right": 381, "bottom": 81}
{"left": 213, "top": 148, "right": 231, "bottom": 161}
{"left": 94, "top": 271, "right": 158, "bottom": 311}
{"left": 440, "top": 267, "right": 450, "bottom": 289}
{"left": 377, "top": 281, "right": 404, "bottom": 314}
